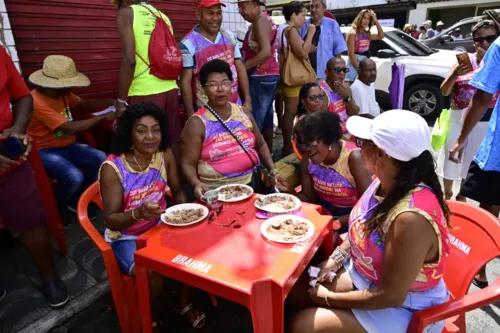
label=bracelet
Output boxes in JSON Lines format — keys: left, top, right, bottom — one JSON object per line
{"left": 131, "top": 208, "right": 140, "bottom": 221}
{"left": 269, "top": 168, "right": 279, "bottom": 177}
{"left": 117, "top": 98, "right": 129, "bottom": 106}
{"left": 330, "top": 247, "right": 350, "bottom": 268}
{"left": 324, "top": 291, "right": 332, "bottom": 307}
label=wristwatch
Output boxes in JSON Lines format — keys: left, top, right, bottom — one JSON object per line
{"left": 343, "top": 95, "right": 352, "bottom": 103}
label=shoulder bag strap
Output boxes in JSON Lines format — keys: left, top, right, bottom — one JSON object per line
{"left": 132, "top": 4, "right": 158, "bottom": 75}
{"left": 203, "top": 104, "right": 259, "bottom": 168}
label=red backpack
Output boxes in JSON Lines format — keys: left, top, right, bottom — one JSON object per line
{"left": 136, "top": 4, "right": 182, "bottom": 80}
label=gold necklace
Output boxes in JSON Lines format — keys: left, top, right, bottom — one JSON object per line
{"left": 132, "top": 154, "right": 151, "bottom": 172}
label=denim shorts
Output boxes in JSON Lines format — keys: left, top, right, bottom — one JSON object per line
{"left": 346, "top": 55, "right": 368, "bottom": 82}
{"left": 346, "top": 259, "right": 448, "bottom": 333}
{"left": 249, "top": 75, "right": 280, "bottom": 130}
{"left": 111, "top": 239, "right": 137, "bottom": 276}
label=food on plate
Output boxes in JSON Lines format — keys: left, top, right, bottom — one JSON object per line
{"left": 165, "top": 208, "right": 205, "bottom": 225}
{"left": 256, "top": 194, "right": 297, "bottom": 211}
{"left": 219, "top": 185, "right": 252, "bottom": 200}
{"left": 266, "top": 218, "right": 310, "bottom": 242}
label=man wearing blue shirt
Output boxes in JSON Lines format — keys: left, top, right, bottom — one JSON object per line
{"left": 299, "top": 0, "right": 347, "bottom": 81}
{"left": 450, "top": 34, "right": 500, "bottom": 289}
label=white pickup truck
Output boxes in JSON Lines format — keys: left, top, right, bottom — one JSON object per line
{"left": 237, "top": 21, "right": 457, "bottom": 119}
{"left": 339, "top": 27, "right": 458, "bottom": 119}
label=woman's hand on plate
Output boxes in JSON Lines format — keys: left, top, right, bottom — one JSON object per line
{"left": 137, "top": 202, "right": 164, "bottom": 221}
{"left": 275, "top": 177, "right": 293, "bottom": 193}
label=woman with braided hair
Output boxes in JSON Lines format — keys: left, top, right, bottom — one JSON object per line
{"left": 449, "top": 10, "right": 500, "bottom": 289}
{"left": 289, "top": 110, "right": 451, "bottom": 333}
{"left": 480, "top": 9, "right": 500, "bottom": 29}
{"left": 437, "top": 16, "right": 499, "bottom": 200}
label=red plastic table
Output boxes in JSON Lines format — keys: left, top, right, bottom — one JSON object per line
{"left": 134, "top": 196, "right": 333, "bottom": 333}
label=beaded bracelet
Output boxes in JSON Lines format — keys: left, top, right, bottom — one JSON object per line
{"left": 330, "top": 247, "right": 350, "bottom": 268}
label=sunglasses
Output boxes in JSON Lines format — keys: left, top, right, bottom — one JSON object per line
{"left": 328, "top": 67, "right": 350, "bottom": 74}
{"left": 473, "top": 35, "right": 498, "bottom": 44}
{"left": 307, "top": 94, "right": 325, "bottom": 102}
{"left": 298, "top": 140, "right": 319, "bottom": 151}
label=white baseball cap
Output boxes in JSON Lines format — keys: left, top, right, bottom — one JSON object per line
{"left": 346, "top": 110, "right": 431, "bottom": 162}
{"left": 437, "top": 21, "right": 445, "bottom": 26}
{"left": 423, "top": 20, "right": 432, "bottom": 26}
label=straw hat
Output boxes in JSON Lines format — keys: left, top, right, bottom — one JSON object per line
{"left": 29, "top": 55, "right": 90, "bottom": 89}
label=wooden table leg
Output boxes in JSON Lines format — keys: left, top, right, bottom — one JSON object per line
{"left": 249, "top": 281, "right": 285, "bottom": 333}
{"left": 136, "top": 265, "right": 152, "bottom": 333}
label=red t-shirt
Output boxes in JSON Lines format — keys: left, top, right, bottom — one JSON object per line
{"left": 0, "top": 46, "right": 31, "bottom": 175}
{"left": 0, "top": 46, "right": 30, "bottom": 133}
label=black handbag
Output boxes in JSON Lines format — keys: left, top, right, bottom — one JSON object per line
{"left": 204, "top": 104, "right": 275, "bottom": 194}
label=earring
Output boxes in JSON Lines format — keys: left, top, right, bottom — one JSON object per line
{"left": 129, "top": 144, "right": 135, "bottom": 150}
{"left": 329, "top": 144, "right": 333, "bottom": 152}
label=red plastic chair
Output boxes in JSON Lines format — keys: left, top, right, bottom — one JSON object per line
{"left": 408, "top": 201, "right": 500, "bottom": 332}
{"left": 27, "top": 142, "right": 67, "bottom": 255}
{"left": 77, "top": 182, "right": 141, "bottom": 333}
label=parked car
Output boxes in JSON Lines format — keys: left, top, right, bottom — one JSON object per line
{"left": 340, "top": 27, "right": 457, "bottom": 119}
{"left": 422, "top": 10, "right": 499, "bottom": 53}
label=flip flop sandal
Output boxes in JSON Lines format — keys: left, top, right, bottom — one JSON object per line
{"left": 178, "top": 303, "right": 206, "bottom": 329}
{"left": 472, "top": 278, "right": 488, "bottom": 289}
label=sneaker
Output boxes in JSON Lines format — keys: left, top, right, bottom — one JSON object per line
{"left": 274, "top": 127, "right": 282, "bottom": 134}
{"left": 66, "top": 204, "right": 77, "bottom": 214}
{"left": 67, "top": 204, "right": 96, "bottom": 221}
{"left": 0, "top": 288, "right": 6, "bottom": 303}
{"left": 41, "top": 278, "right": 69, "bottom": 308}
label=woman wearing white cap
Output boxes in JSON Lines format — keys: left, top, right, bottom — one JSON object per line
{"left": 290, "top": 110, "right": 451, "bottom": 333}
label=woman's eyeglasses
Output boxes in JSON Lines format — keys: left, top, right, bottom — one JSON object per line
{"left": 473, "top": 35, "right": 498, "bottom": 44}
{"left": 328, "top": 67, "right": 350, "bottom": 74}
{"left": 298, "top": 140, "right": 319, "bottom": 150}
{"left": 307, "top": 94, "right": 325, "bottom": 102}
{"left": 205, "top": 80, "right": 232, "bottom": 90}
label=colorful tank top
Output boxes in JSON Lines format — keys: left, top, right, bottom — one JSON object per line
{"left": 241, "top": 15, "right": 279, "bottom": 77}
{"left": 355, "top": 32, "right": 370, "bottom": 54}
{"left": 319, "top": 81, "right": 349, "bottom": 135}
{"left": 309, "top": 141, "right": 359, "bottom": 208}
{"left": 194, "top": 103, "right": 258, "bottom": 188}
{"left": 452, "top": 53, "right": 499, "bottom": 109}
{"left": 348, "top": 178, "right": 449, "bottom": 292}
{"left": 183, "top": 27, "right": 241, "bottom": 108}
{"left": 100, "top": 151, "right": 168, "bottom": 242}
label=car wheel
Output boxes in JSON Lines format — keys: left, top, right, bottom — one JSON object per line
{"left": 404, "top": 83, "right": 443, "bottom": 120}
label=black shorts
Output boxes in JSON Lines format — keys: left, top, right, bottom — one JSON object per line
{"left": 459, "top": 161, "right": 500, "bottom": 206}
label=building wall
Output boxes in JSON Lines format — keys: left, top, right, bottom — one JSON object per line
{"left": 327, "top": 0, "right": 387, "bottom": 10}
{"left": 222, "top": 3, "right": 246, "bottom": 34}
{"left": 408, "top": 0, "right": 500, "bottom": 26}
{"left": 0, "top": 0, "right": 19, "bottom": 71}
{"left": 5, "top": 0, "right": 199, "bottom": 99}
